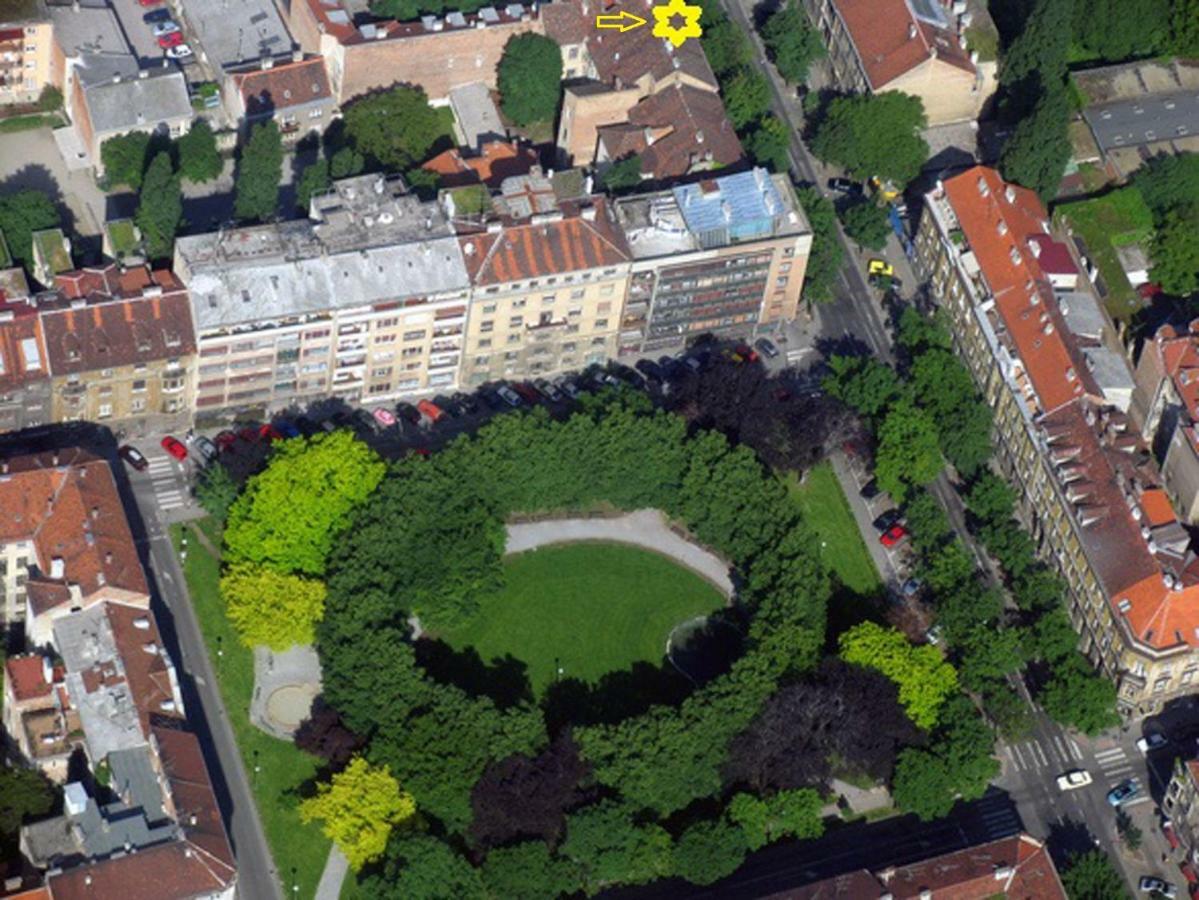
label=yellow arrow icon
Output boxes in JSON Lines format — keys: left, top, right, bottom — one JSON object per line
{"left": 595, "top": 9, "right": 647, "bottom": 31}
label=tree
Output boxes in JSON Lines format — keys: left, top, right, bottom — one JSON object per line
{"left": 966, "top": 471, "right": 1015, "bottom": 525}
{"left": 997, "top": 0, "right": 1072, "bottom": 118}
{"left": 1134, "top": 153, "right": 1199, "bottom": 219}
{"left": 839, "top": 198, "right": 891, "bottom": 251}
{"left": 1060, "top": 849, "right": 1126, "bottom": 900}
{"left": 760, "top": 0, "right": 824, "bottom": 84}
{"left": 296, "top": 159, "right": 331, "bottom": 213}
{"left": 1038, "top": 654, "right": 1119, "bottom": 735}
{"left": 497, "top": 33, "right": 563, "bottom": 127}
{"left": 219, "top": 563, "right": 327, "bottom": 649}
{"left": 0, "top": 765, "right": 54, "bottom": 835}
{"left": 194, "top": 462, "right": 239, "bottom": 521}
{"left": 892, "top": 695, "right": 997, "bottom": 820}
{"left": 745, "top": 117, "right": 791, "bottom": 172}
{"left": 903, "top": 489, "right": 953, "bottom": 554}
{"left": 874, "top": 400, "right": 943, "bottom": 502}
{"left": 224, "top": 430, "right": 385, "bottom": 576}
{"left": 176, "top": 118, "right": 223, "bottom": 183}
{"left": 1149, "top": 206, "right": 1199, "bottom": 297}
{"left": 135, "top": 152, "right": 182, "bottom": 262}
{"left": 1072, "top": 0, "right": 1167, "bottom": 62}
{"left": 809, "top": 92, "right": 929, "bottom": 187}
{"left": 293, "top": 697, "right": 363, "bottom": 767}
{"left": 723, "top": 68, "right": 771, "bottom": 130}
{"left": 599, "top": 155, "right": 642, "bottom": 194}
{"left": 234, "top": 121, "right": 283, "bottom": 222}
{"left": 359, "top": 834, "right": 485, "bottom": 900}
{"left": 36, "top": 84, "right": 62, "bottom": 112}
{"left": 481, "top": 842, "right": 582, "bottom": 900}
{"left": 822, "top": 354, "right": 902, "bottom": 419}
{"left": 469, "top": 734, "right": 591, "bottom": 850}
{"left": 560, "top": 801, "right": 672, "bottom": 892}
{"left": 796, "top": 187, "right": 844, "bottom": 304}
{"left": 330, "top": 146, "right": 365, "bottom": 179}
{"left": 896, "top": 306, "right": 951, "bottom": 355}
{"left": 999, "top": 80, "right": 1070, "bottom": 201}
{"left": 672, "top": 818, "right": 748, "bottom": 886}
{"left": 342, "top": 85, "right": 448, "bottom": 172}
{"left": 839, "top": 622, "right": 958, "bottom": 730}
{"left": 0, "top": 189, "right": 60, "bottom": 268}
{"left": 298, "top": 757, "right": 416, "bottom": 871}
{"left": 890, "top": 749, "right": 957, "bottom": 820}
{"left": 703, "top": 20, "right": 751, "bottom": 77}
{"left": 101, "top": 132, "right": 152, "bottom": 190}
{"left": 1170, "top": 0, "right": 1199, "bottom": 56}
{"left": 924, "top": 540, "right": 976, "bottom": 595}
{"left": 726, "top": 789, "right": 823, "bottom": 851}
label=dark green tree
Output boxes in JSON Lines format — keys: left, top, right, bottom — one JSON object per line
{"left": 330, "top": 146, "right": 365, "bottom": 179}
{"left": 760, "top": 0, "right": 824, "bottom": 84}
{"left": 966, "top": 471, "right": 1016, "bottom": 525}
{"left": 998, "top": 0, "right": 1072, "bottom": 118}
{"left": 480, "top": 842, "right": 582, "bottom": 900}
{"left": 839, "top": 198, "right": 890, "bottom": 251}
{"left": 896, "top": 306, "right": 952, "bottom": 354}
{"left": 1038, "top": 654, "right": 1119, "bottom": 735}
{"left": 1072, "top": 0, "right": 1167, "bottom": 62}
{"left": 195, "top": 462, "right": 239, "bottom": 522}
{"left": 822, "top": 354, "right": 902, "bottom": 418}
{"left": 702, "top": 20, "right": 751, "bottom": 77}
{"left": 234, "top": 121, "right": 283, "bottom": 222}
{"left": 135, "top": 151, "right": 182, "bottom": 262}
{"left": 671, "top": 818, "right": 748, "bottom": 886}
{"left": 0, "top": 765, "right": 54, "bottom": 835}
{"left": 746, "top": 117, "right": 791, "bottom": 172}
{"left": 999, "top": 80, "right": 1070, "bottom": 201}
{"left": 358, "top": 834, "right": 485, "bottom": 900}
{"left": 342, "top": 85, "right": 448, "bottom": 171}
{"left": 497, "top": 33, "right": 563, "bottom": 127}
{"left": 0, "top": 190, "right": 59, "bottom": 269}
{"left": 903, "top": 489, "right": 953, "bottom": 554}
{"left": 723, "top": 68, "right": 772, "bottom": 130}
{"left": 1149, "top": 206, "right": 1199, "bottom": 297}
{"left": 1170, "top": 0, "right": 1199, "bottom": 56}
{"left": 874, "top": 400, "right": 943, "bottom": 502}
{"left": 1060, "top": 849, "right": 1126, "bottom": 900}
{"left": 560, "top": 802, "right": 672, "bottom": 893}
{"left": 600, "top": 155, "right": 642, "bottom": 194}
{"left": 296, "top": 159, "right": 332, "bottom": 213}
{"left": 1134, "top": 153, "right": 1199, "bottom": 219}
{"left": 809, "top": 92, "right": 929, "bottom": 187}
{"left": 176, "top": 118, "right": 223, "bottom": 183}
{"left": 795, "top": 187, "right": 844, "bottom": 304}
{"left": 101, "top": 131, "right": 152, "bottom": 190}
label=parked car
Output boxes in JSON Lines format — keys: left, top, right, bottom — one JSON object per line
{"left": 396, "top": 402, "right": 422, "bottom": 425}
{"left": 511, "top": 383, "right": 541, "bottom": 405}
{"left": 161, "top": 435, "right": 188, "bottom": 461}
{"left": 533, "top": 379, "right": 563, "bottom": 402}
{"left": 372, "top": 407, "right": 397, "bottom": 428}
{"left": 754, "top": 337, "right": 780, "bottom": 359}
{"left": 635, "top": 359, "right": 664, "bottom": 382}
{"left": 879, "top": 523, "right": 908, "bottom": 547}
{"left": 433, "top": 396, "right": 460, "bottom": 418}
{"left": 188, "top": 435, "right": 218, "bottom": 464}
{"left": 259, "top": 423, "right": 283, "bottom": 442}
{"left": 453, "top": 393, "right": 480, "bottom": 415}
{"left": 1107, "top": 779, "right": 1140, "bottom": 807}
{"left": 478, "top": 390, "right": 505, "bottom": 411}
{"left": 901, "top": 577, "right": 924, "bottom": 597}
{"left": 274, "top": 420, "right": 302, "bottom": 439}
{"left": 417, "top": 399, "right": 446, "bottom": 423}
{"left": 151, "top": 20, "right": 180, "bottom": 35}
{"left": 142, "top": 7, "right": 170, "bottom": 21}
{"left": 294, "top": 417, "right": 320, "bottom": 437}
{"left": 867, "top": 258, "right": 894, "bottom": 278}
{"left": 827, "top": 177, "right": 860, "bottom": 195}
{"left": 1138, "top": 877, "right": 1177, "bottom": 897}
{"left": 118, "top": 445, "right": 149, "bottom": 471}
{"left": 349, "top": 409, "right": 380, "bottom": 434}
{"left": 214, "top": 430, "right": 238, "bottom": 451}
{"left": 496, "top": 386, "right": 523, "bottom": 408}
{"left": 872, "top": 509, "right": 903, "bottom": 533}
{"left": 166, "top": 44, "right": 194, "bottom": 61}
{"left": 859, "top": 479, "right": 880, "bottom": 500}
{"left": 1137, "top": 732, "right": 1169, "bottom": 754}
{"left": 558, "top": 378, "right": 582, "bottom": 400}
{"left": 1056, "top": 769, "right": 1093, "bottom": 792}
{"left": 138, "top": 0, "right": 163, "bottom": 7}
{"left": 157, "top": 31, "right": 184, "bottom": 48}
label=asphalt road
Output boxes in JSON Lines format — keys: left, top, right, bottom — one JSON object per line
{"left": 124, "top": 446, "right": 284, "bottom": 900}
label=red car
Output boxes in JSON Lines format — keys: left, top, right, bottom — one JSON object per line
{"left": 734, "top": 344, "right": 760, "bottom": 363}
{"left": 259, "top": 423, "right": 283, "bottom": 442}
{"left": 139, "top": 0, "right": 162, "bottom": 6}
{"left": 879, "top": 524, "right": 908, "bottom": 547}
{"left": 214, "top": 430, "right": 238, "bottom": 451}
{"left": 157, "top": 31, "right": 183, "bottom": 48}
{"left": 161, "top": 436, "right": 188, "bottom": 461}
{"left": 237, "top": 426, "right": 260, "bottom": 444}
{"left": 416, "top": 399, "right": 445, "bottom": 423}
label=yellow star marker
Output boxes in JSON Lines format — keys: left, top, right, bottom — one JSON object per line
{"left": 651, "top": 0, "right": 703, "bottom": 48}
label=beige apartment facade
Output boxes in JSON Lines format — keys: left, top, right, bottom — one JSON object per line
{"left": 0, "top": 18, "right": 55, "bottom": 106}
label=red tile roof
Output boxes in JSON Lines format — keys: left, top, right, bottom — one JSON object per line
{"left": 832, "top": 0, "right": 976, "bottom": 89}
{"left": 422, "top": 140, "right": 539, "bottom": 188}
{"left": 231, "top": 56, "right": 333, "bottom": 116}
{"left": 153, "top": 725, "right": 236, "bottom": 875}
{"left": 459, "top": 199, "right": 631, "bottom": 285}
{"left": 587, "top": 0, "right": 716, "bottom": 89}
{"left": 1141, "top": 488, "right": 1177, "bottom": 527}
{"left": 542, "top": 0, "right": 589, "bottom": 44}
{"left": 0, "top": 449, "right": 149, "bottom": 603}
{"left": 107, "top": 603, "right": 180, "bottom": 732}
{"left": 1027, "top": 234, "right": 1079, "bottom": 277}
{"left": 5, "top": 654, "right": 52, "bottom": 703}
{"left": 46, "top": 840, "right": 234, "bottom": 900}
{"left": 40, "top": 265, "right": 195, "bottom": 375}
{"left": 0, "top": 293, "right": 48, "bottom": 393}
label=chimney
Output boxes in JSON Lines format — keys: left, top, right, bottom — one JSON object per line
{"left": 292, "top": 48, "right": 303, "bottom": 63}
{"left": 908, "top": 22, "right": 917, "bottom": 39}
{"left": 90, "top": 505, "right": 99, "bottom": 519}
{"left": 261, "top": 56, "right": 274, "bottom": 70}
{"left": 50, "top": 557, "right": 65, "bottom": 579}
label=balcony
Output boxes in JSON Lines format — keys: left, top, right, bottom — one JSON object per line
{"left": 428, "top": 355, "right": 460, "bottom": 371}
{"left": 161, "top": 379, "right": 186, "bottom": 394}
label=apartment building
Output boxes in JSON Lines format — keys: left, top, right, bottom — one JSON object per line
{"left": 457, "top": 174, "right": 632, "bottom": 386}
{"left": 224, "top": 52, "right": 336, "bottom": 143}
{"left": 39, "top": 265, "right": 196, "bottom": 435}
{"left": 615, "top": 169, "right": 812, "bottom": 354}
{"left": 1132, "top": 321, "right": 1199, "bottom": 524}
{"left": 802, "top": 0, "right": 996, "bottom": 127}
{"left": 0, "top": 7, "right": 55, "bottom": 107}
{"left": 1165, "top": 756, "right": 1199, "bottom": 866}
{"left": 175, "top": 174, "right": 471, "bottom": 416}
{"left": 0, "top": 447, "right": 236, "bottom": 899}
{"left": 0, "top": 289, "right": 51, "bottom": 433}
{"left": 919, "top": 165, "right": 1199, "bottom": 718}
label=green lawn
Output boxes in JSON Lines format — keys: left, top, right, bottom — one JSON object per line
{"left": 170, "top": 519, "right": 332, "bottom": 900}
{"left": 787, "top": 463, "right": 881, "bottom": 597}
{"left": 438, "top": 543, "right": 726, "bottom": 695}
{"left": 1055, "top": 187, "right": 1154, "bottom": 320}
{"left": 0, "top": 112, "right": 64, "bottom": 134}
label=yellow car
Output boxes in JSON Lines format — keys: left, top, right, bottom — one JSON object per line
{"left": 867, "top": 259, "right": 894, "bottom": 277}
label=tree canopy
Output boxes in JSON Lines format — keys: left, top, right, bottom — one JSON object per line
{"left": 1149, "top": 205, "right": 1199, "bottom": 297}
{"left": 874, "top": 400, "right": 943, "bottom": 502}
{"left": 0, "top": 190, "right": 60, "bottom": 269}
{"left": 1060, "top": 849, "right": 1126, "bottom": 900}
{"left": 298, "top": 757, "right": 415, "bottom": 870}
{"left": 234, "top": 121, "right": 283, "bottom": 222}
{"left": 760, "top": 0, "right": 824, "bottom": 85}
{"left": 795, "top": 187, "right": 844, "bottom": 305}
{"left": 839, "top": 622, "right": 957, "bottom": 730}
{"left": 176, "top": 118, "right": 223, "bottom": 183}
{"left": 497, "top": 33, "right": 563, "bottom": 127}
{"left": 219, "top": 563, "right": 327, "bottom": 649}
{"left": 999, "top": 80, "right": 1071, "bottom": 201}
{"left": 135, "top": 151, "right": 182, "bottom": 262}
{"left": 101, "top": 132, "right": 152, "bottom": 191}
{"left": 839, "top": 198, "right": 891, "bottom": 251}
{"left": 809, "top": 92, "right": 929, "bottom": 187}
{"left": 342, "top": 85, "right": 449, "bottom": 172}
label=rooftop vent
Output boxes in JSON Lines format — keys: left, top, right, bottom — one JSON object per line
{"left": 50, "top": 557, "right": 64, "bottom": 579}
{"left": 133, "top": 616, "right": 151, "bottom": 630}
{"left": 1004, "top": 185, "right": 1016, "bottom": 203}
{"left": 1118, "top": 597, "right": 1132, "bottom": 613}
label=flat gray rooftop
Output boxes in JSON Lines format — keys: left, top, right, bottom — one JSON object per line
{"left": 449, "top": 82, "right": 504, "bottom": 150}
{"left": 176, "top": 0, "right": 292, "bottom": 71}
{"left": 1083, "top": 91, "right": 1199, "bottom": 150}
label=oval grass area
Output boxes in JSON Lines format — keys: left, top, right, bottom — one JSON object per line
{"left": 438, "top": 542, "right": 728, "bottom": 696}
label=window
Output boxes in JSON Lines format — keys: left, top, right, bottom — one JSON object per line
{"left": 480, "top": 320, "right": 494, "bottom": 333}
{"left": 132, "top": 379, "right": 147, "bottom": 392}
{"left": 571, "top": 289, "right": 585, "bottom": 300}
{"left": 403, "top": 330, "right": 426, "bottom": 342}
{"left": 507, "top": 333, "right": 521, "bottom": 344}
{"left": 475, "top": 355, "right": 489, "bottom": 365}
{"left": 100, "top": 368, "right": 113, "bottom": 378}
{"left": 478, "top": 338, "right": 492, "bottom": 348}
{"left": 542, "top": 294, "right": 555, "bottom": 305}
{"left": 376, "top": 317, "right": 399, "bottom": 329}
{"left": 372, "top": 366, "right": 393, "bottom": 377}
{"left": 512, "top": 299, "right": 527, "bottom": 309}
{"left": 375, "top": 333, "right": 397, "bottom": 344}
{"left": 595, "top": 318, "right": 608, "bottom": 328}
{"left": 131, "top": 397, "right": 146, "bottom": 412}
{"left": 508, "top": 316, "right": 524, "bottom": 327}
{"left": 98, "top": 403, "right": 112, "bottom": 418}
{"left": 482, "top": 304, "right": 497, "bottom": 314}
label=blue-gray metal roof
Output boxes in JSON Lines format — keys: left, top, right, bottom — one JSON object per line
{"left": 1083, "top": 91, "right": 1199, "bottom": 151}
{"left": 672, "top": 170, "right": 785, "bottom": 243}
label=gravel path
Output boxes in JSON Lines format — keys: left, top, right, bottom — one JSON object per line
{"left": 506, "top": 509, "right": 734, "bottom": 597}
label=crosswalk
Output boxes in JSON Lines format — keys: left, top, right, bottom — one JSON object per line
{"left": 146, "top": 455, "right": 187, "bottom": 511}
{"left": 1005, "top": 734, "right": 1083, "bottom": 772}
{"left": 1004, "top": 735, "right": 1150, "bottom": 805}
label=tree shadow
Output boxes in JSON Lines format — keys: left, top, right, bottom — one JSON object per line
{"left": 414, "top": 639, "right": 534, "bottom": 709}
{"left": 541, "top": 660, "right": 695, "bottom": 734}
{"left": 1045, "top": 817, "right": 1101, "bottom": 870}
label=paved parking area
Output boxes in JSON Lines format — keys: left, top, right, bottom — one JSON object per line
{"left": 108, "top": 0, "right": 210, "bottom": 79}
{"left": 0, "top": 126, "right": 111, "bottom": 237}
{"left": 829, "top": 450, "right": 907, "bottom": 588}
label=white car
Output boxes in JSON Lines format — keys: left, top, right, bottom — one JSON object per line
{"left": 1137, "top": 733, "right": 1169, "bottom": 754}
{"left": 1056, "top": 769, "right": 1093, "bottom": 792}
{"left": 1139, "top": 876, "right": 1177, "bottom": 897}
{"left": 166, "top": 43, "right": 193, "bottom": 59}
{"left": 151, "top": 20, "right": 180, "bottom": 35}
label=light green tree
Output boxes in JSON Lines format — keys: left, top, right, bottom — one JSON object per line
{"left": 298, "top": 757, "right": 416, "bottom": 871}
{"left": 219, "top": 563, "right": 326, "bottom": 649}
{"left": 839, "top": 622, "right": 958, "bottom": 730}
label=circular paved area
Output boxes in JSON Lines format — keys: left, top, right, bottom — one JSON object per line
{"left": 266, "top": 685, "right": 318, "bottom": 730}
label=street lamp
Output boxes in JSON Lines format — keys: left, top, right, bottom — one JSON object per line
{"left": 251, "top": 748, "right": 260, "bottom": 785}
{"left": 291, "top": 867, "right": 298, "bottom": 895}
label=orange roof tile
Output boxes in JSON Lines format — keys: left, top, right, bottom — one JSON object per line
{"left": 832, "top": 0, "right": 976, "bottom": 89}
{"left": 422, "top": 141, "right": 539, "bottom": 188}
{"left": 5, "top": 655, "right": 51, "bottom": 702}
{"left": 1141, "top": 488, "right": 1177, "bottom": 527}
